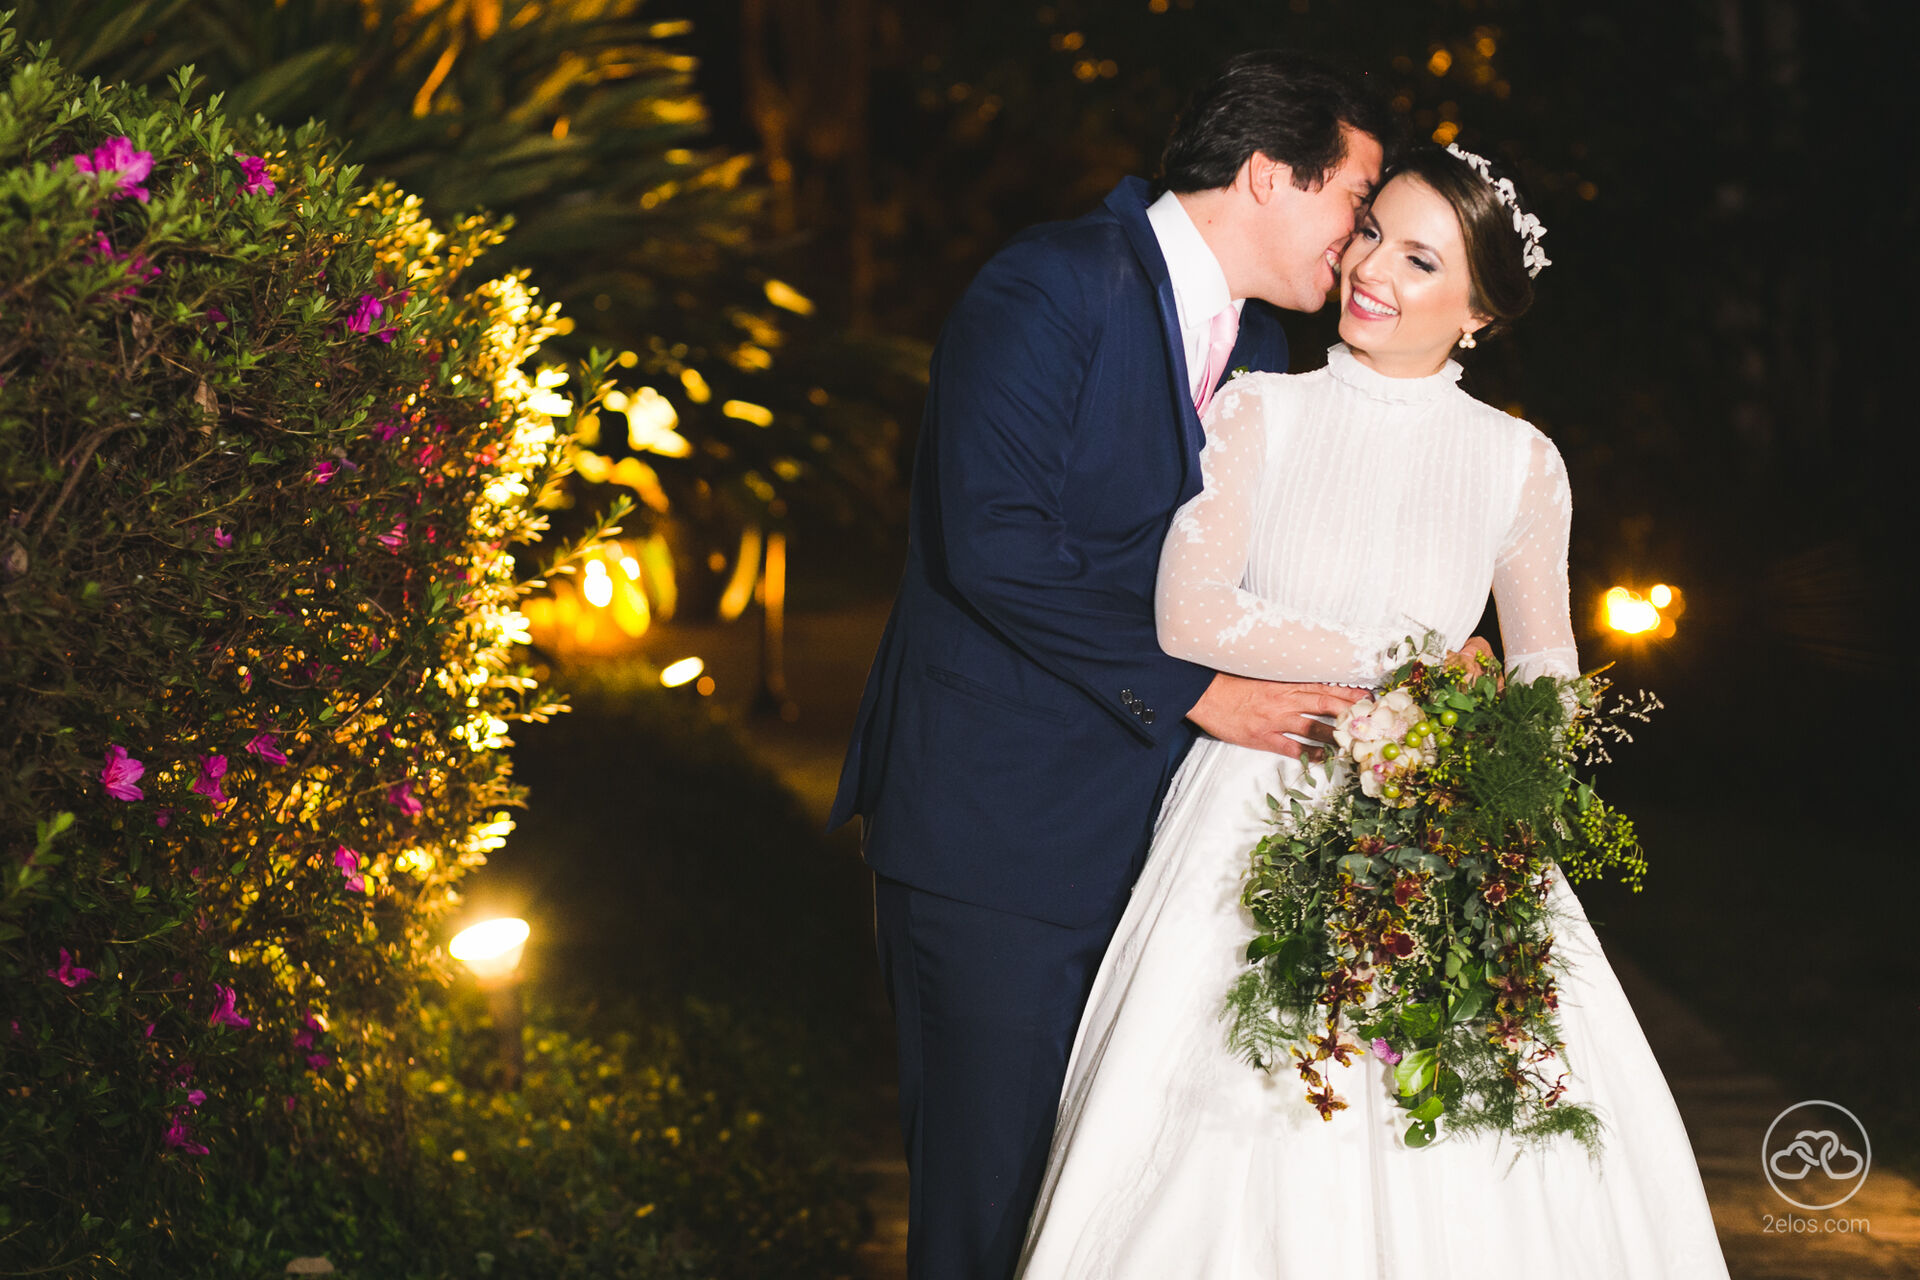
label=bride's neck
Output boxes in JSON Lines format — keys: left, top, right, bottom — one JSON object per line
{"left": 1346, "top": 342, "right": 1452, "bottom": 380}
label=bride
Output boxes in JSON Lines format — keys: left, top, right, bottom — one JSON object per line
{"left": 1016, "top": 145, "right": 1730, "bottom": 1278}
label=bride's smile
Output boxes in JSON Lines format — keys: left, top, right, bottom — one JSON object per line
{"left": 1337, "top": 173, "right": 1489, "bottom": 377}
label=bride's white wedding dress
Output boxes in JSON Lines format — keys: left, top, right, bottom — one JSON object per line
{"left": 1017, "top": 345, "right": 1728, "bottom": 1279}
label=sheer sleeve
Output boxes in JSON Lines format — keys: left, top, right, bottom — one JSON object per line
{"left": 1494, "top": 432, "right": 1580, "bottom": 681}
{"left": 1155, "top": 378, "right": 1405, "bottom": 685}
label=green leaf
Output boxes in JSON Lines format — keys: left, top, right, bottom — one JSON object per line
{"left": 1410, "top": 1094, "right": 1445, "bottom": 1122}
{"left": 1394, "top": 1047, "right": 1437, "bottom": 1097}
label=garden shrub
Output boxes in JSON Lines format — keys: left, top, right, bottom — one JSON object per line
{"left": 0, "top": 28, "right": 863, "bottom": 1277}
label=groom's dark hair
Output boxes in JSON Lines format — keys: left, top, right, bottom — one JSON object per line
{"left": 1160, "top": 50, "right": 1398, "bottom": 194}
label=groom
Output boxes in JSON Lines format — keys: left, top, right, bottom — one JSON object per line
{"left": 829, "top": 51, "right": 1394, "bottom": 1277}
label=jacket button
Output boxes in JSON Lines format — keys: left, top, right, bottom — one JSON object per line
{"left": 1142, "top": 709, "right": 1156, "bottom": 725}
{"left": 1120, "top": 688, "right": 1134, "bottom": 703}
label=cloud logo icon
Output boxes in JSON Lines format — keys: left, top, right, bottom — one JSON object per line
{"left": 1763, "top": 1101, "right": 1871, "bottom": 1211}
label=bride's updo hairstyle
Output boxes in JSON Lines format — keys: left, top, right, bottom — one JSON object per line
{"left": 1388, "top": 144, "right": 1537, "bottom": 342}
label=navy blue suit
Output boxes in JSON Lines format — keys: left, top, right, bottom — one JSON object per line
{"left": 829, "top": 178, "right": 1287, "bottom": 1277}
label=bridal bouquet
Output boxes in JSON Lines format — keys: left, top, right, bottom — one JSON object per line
{"left": 1224, "top": 638, "right": 1658, "bottom": 1153}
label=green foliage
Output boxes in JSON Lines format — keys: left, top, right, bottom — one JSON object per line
{"left": 0, "top": 29, "right": 863, "bottom": 1276}
{"left": 7, "top": 0, "right": 908, "bottom": 564}
{"left": 1227, "top": 646, "right": 1653, "bottom": 1154}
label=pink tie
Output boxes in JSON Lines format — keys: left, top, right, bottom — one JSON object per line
{"left": 1194, "top": 304, "right": 1240, "bottom": 417}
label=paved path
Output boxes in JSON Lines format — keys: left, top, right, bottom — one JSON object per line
{"left": 640, "top": 602, "right": 1917, "bottom": 1280}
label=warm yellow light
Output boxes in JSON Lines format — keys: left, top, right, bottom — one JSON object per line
{"left": 718, "top": 526, "right": 762, "bottom": 622}
{"left": 1649, "top": 583, "right": 1673, "bottom": 608}
{"left": 763, "top": 279, "right": 816, "bottom": 316}
{"left": 661, "top": 657, "right": 705, "bottom": 688}
{"left": 624, "top": 386, "right": 689, "bottom": 456}
{"left": 722, "top": 399, "right": 775, "bottom": 427}
{"left": 1604, "top": 586, "right": 1660, "bottom": 635}
{"left": 583, "top": 560, "right": 614, "bottom": 608}
{"left": 450, "top": 918, "right": 529, "bottom": 982}
{"left": 1427, "top": 48, "right": 1453, "bottom": 76}
{"left": 620, "top": 556, "right": 641, "bottom": 580}
{"left": 680, "top": 368, "right": 711, "bottom": 403}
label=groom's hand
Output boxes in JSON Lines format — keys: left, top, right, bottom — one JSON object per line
{"left": 1185, "top": 673, "right": 1367, "bottom": 759}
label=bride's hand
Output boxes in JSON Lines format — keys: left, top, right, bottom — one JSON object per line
{"left": 1447, "top": 636, "right": 1503, "bottom": 690}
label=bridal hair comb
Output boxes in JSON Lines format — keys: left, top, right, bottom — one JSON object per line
{"left": 1444, "top": 143, "right": 1550, "bottom": 278}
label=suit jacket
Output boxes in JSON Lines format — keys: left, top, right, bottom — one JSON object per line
{"left": 827, "top": 177, "right": 1289, "bottom": 927}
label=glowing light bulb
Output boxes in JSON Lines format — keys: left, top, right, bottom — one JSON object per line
{"left": 450, "top": 918, "right": 529, "bottom": 982}
{"left": 660, "top": 657, "right": 705, "bottom": 688}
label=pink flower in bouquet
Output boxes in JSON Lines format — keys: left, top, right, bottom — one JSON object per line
{"left": 345, "top": 294, "right": 383, "bottom": 334}
{"left": 73, "top": 136, "right": 153, "bottom": 202}
{"left": 369, "top": 417, "right": 402, "bottom": 442}
{"left": 306, "top": 1052, "right": 332, "bottom": 1071}
{"left": 378, "top": 522, "right": 407, "bottom": 551}
{"left": 332, "top": 845, "right": 365, "bottom": 893}
{"left": 235, "top": 153, "right": 275, "bottom": 196}
{"left": 387, "top": 781, "right": 423, "bottom": 817}
{"left": 208, "top": 983, "right": 251, "bottom": 1028}
{"left": 191, "top": 754, "right": 229, "bottom": 805}
{"left": 100, "top": 744, "right": 145, "bottom": 801}
{"left": 155, "top": 807, "right": 174, "bottom": 828}
{"left": 207, "top": 306, "right": 229, "bottom": 327}
{"left": 184, "top": 1088, "right": 207, "bottom": 1107}
{"left": 244, "top": 733, "right": 288, "bottom": 765}
{"left": 210, "top": 526, "right": 233, "bottom": 550}
{"left": 1370, "top": 1037, "right": 1402, "bottom": 1065}
{"left": 46, "top": 948, "right": 95, "bottom": 987}
{"left": 312, "top": 460, "right": 339, "bottom": 485}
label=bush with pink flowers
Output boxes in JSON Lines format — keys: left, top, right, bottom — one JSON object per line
{"left": 0, "top": 29, "right": 588, "bottom": 1272}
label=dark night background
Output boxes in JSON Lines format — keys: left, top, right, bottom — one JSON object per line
{"left": 9, "top": 0, "right": 1913, "bottom": 1270}
{"left": 635, "top": 0, "right": 1919, "bottom": 1179}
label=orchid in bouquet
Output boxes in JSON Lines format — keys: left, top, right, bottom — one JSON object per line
{"left": 1224, "top": 636, "right": 1658, "bottom": 1153}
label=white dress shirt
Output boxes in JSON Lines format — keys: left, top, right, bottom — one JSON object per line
{"left": 1145, "top": 189, "right": 1245, "bottom": 402}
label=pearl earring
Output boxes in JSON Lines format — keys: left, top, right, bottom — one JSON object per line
{"left": 1457, "top": 332, "right": 1477, "bottom": 350}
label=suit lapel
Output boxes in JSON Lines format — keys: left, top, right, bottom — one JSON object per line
{"left": 1104, "top": 179, "right": 1207, "bottom": 471}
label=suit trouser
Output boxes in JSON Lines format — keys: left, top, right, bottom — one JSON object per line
{"left": 874, "top": 873, "right": 1127, "bottom": 1280}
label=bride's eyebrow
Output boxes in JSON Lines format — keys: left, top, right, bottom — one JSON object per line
{"left": 1399, "top": 237, "right": 1444, "bottom": 260}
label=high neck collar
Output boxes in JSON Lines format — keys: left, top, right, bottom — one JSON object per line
{"left": 1325, "top": 343, "right": 1464, "bottom": 404}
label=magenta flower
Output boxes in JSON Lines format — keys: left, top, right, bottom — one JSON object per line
{"left": 369, "top": 418, "right": 402, "bottom": 442}
{"left": 184, "top": 1088, "right": 207, "bottom": 1107}
{"left": 377, "top": 521, "right": 407, "bottom": 551}
{"left": 144, "top": 1022, "right": 155, "bottom": 1038}
{"left": 311, "top": 460, "right": 339, "bottom": 485}
{"left": 210, "top": 526, "right": 232, "bottom": 550}
{"left": 73, "top": 135, "right": 154, "bottom": 202}
{"left": 1371, "top": 1037, "right": 1402, "bottom": 1065}
{"left": 162, "top": 1114, "right": 209, "bottom": 1156}
{"left": 46, "top": 948, "right": 95, "bottom": 987}
{"left": 292, "top": 1027, "right": 314, "bottom": 1049}
{"left": 207, "top": 306, "right": 229, "bottom": 327}
{"left": 345, "top": 294, "right": 383, "bottom": 334}
{"left": 235, "top": 153, "right": 275, "bottom": 196}
{"left": 191, "top": 754, "right": 229, "bottom": 805}
{"left": 332, "top": 845, "right": 365, "bottom": 893}
{"left": 306, "top": 1053, "right": 333, "bottom": 1071}
{"left": 100, "top": 744, "right": 145, "bottom": 801}
{"left": 208, "top": 983, "right": 251, "bottom": 1028}
{"left": 86, "top": 232, "right": 161, "bottom": 298}
{"left": 387, "top": 781, "right": 424, "bottom": 817}
{"left": 244, "top": 733, "right": 288, "bottom": 765}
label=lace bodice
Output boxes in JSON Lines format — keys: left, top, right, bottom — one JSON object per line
{"left": 1155, "top": 344, "right": 1578, "bottom": 688}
